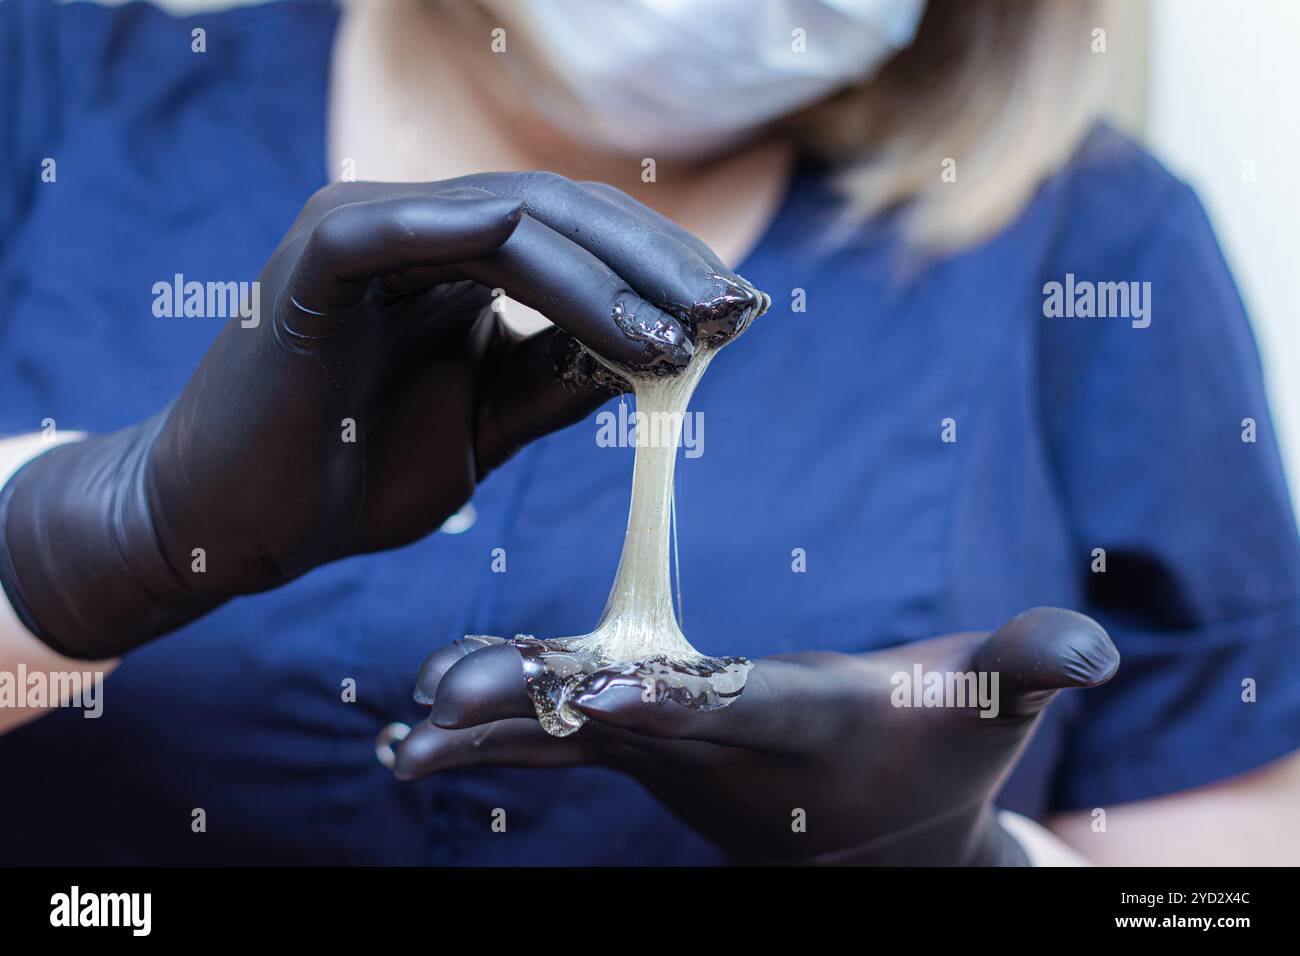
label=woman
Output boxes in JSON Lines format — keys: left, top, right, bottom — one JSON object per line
{"left": 1, "top": 0, "right": 1297, "bottom": 865}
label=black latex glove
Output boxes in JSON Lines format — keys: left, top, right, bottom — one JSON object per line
{"left": 392, "top": 607, "right": 1119, "bottom": 865}
{"left": 0, "top": 173, "right": 762, "bottom": 659}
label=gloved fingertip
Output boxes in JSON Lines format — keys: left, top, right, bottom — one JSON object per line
{"left": 490, "top": 196, "right": 526, "bottom": 229}
{"left": 1058, "top": 614, "right": 1120, "bottom": 688}
{"left": 428, "top": 699, "right": 469, "bottom": 730}
{"left": 411, "top": 636, "right": 503, "bottom": 706}
{"left": 570, "top": 683, "right": 640, "bottom": 720}
{"left": 390, "top": 722, "right": 441, "bottom": 780}
{"left": 413, "top": 651, "right": 444, "bottom": 706}
{"left": 605, "top": 300, "right": 694, "bottom": 375}
{"left": 1013, "top": 606, "right": 1119, "bottom": 689}
{"left": 428, "top": 190, "right": 526, "bottom": 253}
{"left": 427, "top": 643, "right": 534, "bottom": 728}
{"left": 570, "top": 681, "right": 684, "bottom": 738}
{"left": 470, "top": 197, "right": 526, "bottom": 244}
{"left": 975, "top": 607, "right": 1120, "bottom": 702}
{"left": 685, "top": 274, "right": 770, "bottom": 350}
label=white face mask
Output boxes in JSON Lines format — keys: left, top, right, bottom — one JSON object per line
{"left": 477, "top": 0, "right": 927, "bottom": 159}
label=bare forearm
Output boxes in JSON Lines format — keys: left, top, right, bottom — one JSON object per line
{"left": 1048, "top": 751, "right": 1300, "bottom": 865}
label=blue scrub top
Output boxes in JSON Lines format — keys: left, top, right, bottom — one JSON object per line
{"left": 2, "top": 0, "right": 1299, "bottom": 865}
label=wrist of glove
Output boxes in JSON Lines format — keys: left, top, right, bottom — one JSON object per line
{"left": 0, "top": 415, "right": 215, "bottom": 660}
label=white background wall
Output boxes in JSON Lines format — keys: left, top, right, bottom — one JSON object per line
{"left": 1144, "top": 0, "right": 1300, "bottom": 520}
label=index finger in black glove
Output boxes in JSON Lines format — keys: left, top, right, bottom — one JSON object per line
{"left": 448, "top": 172, "right": 763, "bottom": 345}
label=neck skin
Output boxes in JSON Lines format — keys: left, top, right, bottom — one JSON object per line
{"left": 328, "top": 0, "right": 793, "bottom": 273}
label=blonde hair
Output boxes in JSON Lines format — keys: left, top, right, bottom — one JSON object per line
{"left": 783, "top": 0, "right": 1111, "bottom": 252}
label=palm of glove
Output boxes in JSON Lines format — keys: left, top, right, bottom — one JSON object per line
{"left": 394, "top": 607, "right": 1119, "bottom": 864}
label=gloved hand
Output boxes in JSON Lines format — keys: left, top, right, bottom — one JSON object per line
{"left": 392, "top": 607, "right": 1119, "bottom": 865}
{"left": 0, "top": 173, "right": 762, "bottom": 660}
